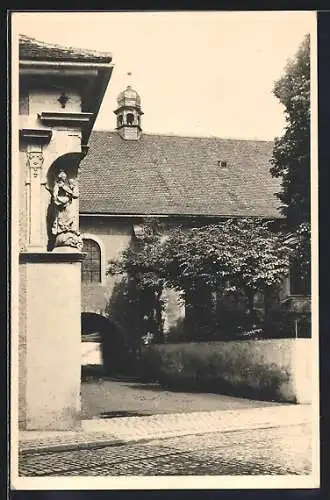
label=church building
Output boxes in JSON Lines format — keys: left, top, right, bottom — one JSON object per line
{"left": 78, "top": 83, "right": 302, "bottom": 344}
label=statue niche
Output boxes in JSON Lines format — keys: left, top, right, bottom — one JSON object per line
{"left": 47, "top": 169, "right": 83, "bottom": 251}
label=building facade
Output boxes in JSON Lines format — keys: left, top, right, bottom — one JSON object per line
{"left": 77, "top": 84, "right": 302, "bottom": 342}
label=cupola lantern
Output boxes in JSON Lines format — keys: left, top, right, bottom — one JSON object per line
{"left": 114, "top": 85, "right": 143, "bottom": 140}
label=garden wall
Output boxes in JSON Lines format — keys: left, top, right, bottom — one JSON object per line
{"left": 140, "top": 339, "right": 312, "bottom": 403}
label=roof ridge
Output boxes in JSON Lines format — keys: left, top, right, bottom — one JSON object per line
{"left": 92, "top": 129, "right": 273, "bottom": 143}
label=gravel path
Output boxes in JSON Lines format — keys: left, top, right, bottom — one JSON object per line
{"left": 81, "top": 378, "right": 281, "bottom": 419}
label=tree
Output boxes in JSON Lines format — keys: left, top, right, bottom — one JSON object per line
{"left": 160, "top": 219, "right": 292, "bottom": 327}
{"left": 270, "top": 34, "right": 310, "bottom": 227}
{"left": 270, "top": 34, "right": 311, "bottom": 292}
{"left": 108, "top": 219, "right": 293, "bottom": 341}
{"left": 108, "top": 226, "right": 166, "bottom": 345}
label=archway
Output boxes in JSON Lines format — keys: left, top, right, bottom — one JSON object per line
{"left": 81, "top": 312, "right": 131, "bottom": 377}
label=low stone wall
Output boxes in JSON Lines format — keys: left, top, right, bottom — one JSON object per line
{"left": 141, "top": 339, "right": 312, "bottom": 404}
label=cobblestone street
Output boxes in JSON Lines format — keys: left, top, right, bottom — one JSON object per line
{"left": 19, "top": 422, "right": 312, "bottom": 476}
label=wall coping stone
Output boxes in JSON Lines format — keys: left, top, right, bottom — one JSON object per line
{"left": 19, "top": 251, "right": 86, "bottom": 263}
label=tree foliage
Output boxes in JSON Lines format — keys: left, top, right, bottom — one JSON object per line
{"left": 108, "top": 219, "right": 294, "bottom": 340}
{"left": 270, "top": 34, "right": 311, "bottom": 288}
{"left": 159, "top": 219, "right": 291, "bottom": 297}
{"left": 284, "top": 221, "right": 311, "bottom": 280}
{"left": 108, "top": 228, "right": 167, "bottom": 344}
{"left": 270, "top": 34, "right": 310, "bottom": 227}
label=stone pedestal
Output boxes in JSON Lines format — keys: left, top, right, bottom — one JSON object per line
{"left": 19, "top": 252, "right": 84, "bottom": 430}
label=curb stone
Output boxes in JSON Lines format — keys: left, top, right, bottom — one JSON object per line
{"left": 19, "top": 437, "right": 126, "bottom": 456}
{"left": 19, "top": 404, "right": 312, "bottom": 455}
{"left": 20, "top": 422, "right": 311, "bottom": 456}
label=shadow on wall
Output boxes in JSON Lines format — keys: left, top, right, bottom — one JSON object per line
{"left": 81, "top": 312, "right": 131, "bottom": 377}
{"left": 138, "top": 339, "right": 312, "bottom": 404}
{"left": 105, "top": 277, "right": 163, "bottom": 356}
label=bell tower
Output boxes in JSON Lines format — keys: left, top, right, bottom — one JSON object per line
{"left": 114, "top": 84, "right": 143, "bottom": 140}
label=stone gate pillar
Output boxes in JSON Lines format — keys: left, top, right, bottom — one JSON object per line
{"left": 17, "top": 34, "right": 113, "bottom": 430}
{"left": 19, "top": 132, "right": 87, "bottom": 431}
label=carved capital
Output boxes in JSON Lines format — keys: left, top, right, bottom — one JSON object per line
{"left": 26, "top": 151, "right": 44, "bottom": 178}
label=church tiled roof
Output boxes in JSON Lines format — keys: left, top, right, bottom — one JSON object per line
{"left": 19, "top": 34, "right": 112, "bottom": 63}
{"left": 79, "top": 131, "right": 281, "bottom": 217}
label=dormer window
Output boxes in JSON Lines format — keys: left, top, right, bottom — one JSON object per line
{"left": 127, "top": 113, "right": 135, "bottom": 126}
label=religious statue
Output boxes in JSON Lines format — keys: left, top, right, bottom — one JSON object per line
{"left": 50, "top": 169, "right": 83, "bottom": 250}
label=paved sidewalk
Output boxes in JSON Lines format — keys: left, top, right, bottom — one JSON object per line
{"left": 19, "top": 404, "right": 312, "bottom": 455}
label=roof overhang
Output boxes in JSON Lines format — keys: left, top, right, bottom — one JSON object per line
{"left": 19, "top": 59, "right": 114, "bottom": 144}
{"left": 20, "top": 60, "right": 113, "bottom": 70}
{"left": 79, "top": 212, "right": 282, "bottom": 220}
{"left": 114, "top": 105, "right": 144, "bottom": 116}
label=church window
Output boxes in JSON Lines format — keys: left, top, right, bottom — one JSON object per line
{"left": 81, "top": 238, "right": 101, "bottom": 283}
{"left": 127, "top": 113, "right": 134, "bottom": 125}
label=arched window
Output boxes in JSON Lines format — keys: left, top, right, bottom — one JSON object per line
{"left": 82, "top": 238, "right": 101, "bottom": 283}
{"left": 118, "top": 115, "right": 123, "bottom": 126}
{"left": 127, "top": 113, "right": 134, "bottom": 125}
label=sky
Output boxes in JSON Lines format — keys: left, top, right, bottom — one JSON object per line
{"left": 13, "top": 11, "right": 315, "bottom": 140}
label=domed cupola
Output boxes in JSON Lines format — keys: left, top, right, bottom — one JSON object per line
{"left": 114, "top": 85, "right": 144, "bottom": 140}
